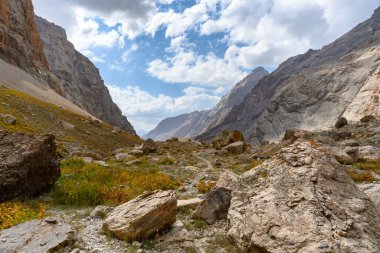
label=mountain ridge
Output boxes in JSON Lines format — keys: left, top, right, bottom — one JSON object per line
{"left": 197, "top": 7, "right": 380, "bottom": 144}
{"left": 144, "top": 67, "right": 268, "bottom": 140}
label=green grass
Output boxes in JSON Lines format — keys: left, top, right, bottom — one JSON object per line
{"left": 50, "top": 158, "right": 181, "bottom": 207}
{"left": 346, "top": 170, "right": 375, "bottom": 183}
{"left": 0, "top": 86, "right": 141, "bottom": 156}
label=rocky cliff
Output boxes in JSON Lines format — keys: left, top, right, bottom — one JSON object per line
{"left": 145, "top": 67, "right": 268, "bottom": 140}
{"left": 0, "top": 0, "right": 65, "bottom": 95}
{"left": 35, "top": 17, "right": 135, "bottom": 134}
{"left": 198, "top": 7, "right": 380, "bottom": 144}
{"left": 0, "top": 0, "right": 48, "bottom": 73}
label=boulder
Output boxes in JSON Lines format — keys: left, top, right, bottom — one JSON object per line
{"left": 91, "top": 205, "right": 114, "bottom": 219}
{"left": 0, "top": 131, "right": 60, "bottom": 201}
{"left": 193, "top": 187, "right": 232, "bottom": 224}
{"left": 142, "top": 138, "right": 157, "bottom": 154}
{"left": 335, "top": 117, "right": 348, "bottom": 128}
{"left": 222, "top": 141, "right": 246, "bottom": 154}
{"left": 177, "top": 198, "right": 203, "bottom": 208}
{"left": 115, "top": 153, "right": 131, "bottom": 161}
{"left": 329, "top": 146, "right": 354, "bottom": 164}
{"left": 103, "top": 190, "right": 177, "bottom": 241}
{"left": 360, "top": 115, "right": 377, "bottom": 123}
{"left": 129, "top": 149, "right": 144, "bottom": 157}
{"left": 0, "top": 219, "right": 75, "bottom": 253}
{"left": 212, "top": 130, "right": 244, "bottom": 150}
{"left": 344, "top": 147, "right": 359, "bottom": 163}
{"left": 228, "top": 141, "right": 380, "bottom": 252}
{"left": 81, "top": 157, "right": 93, "bottom": 163}
{"left": 216, "top": 170, "right": 238, "bottom": 191}
{"left": 59, "top": 120, "right": 75, "bottom": 130}
{"left": 358, "top": 183, "right": 380, "bottom": 211}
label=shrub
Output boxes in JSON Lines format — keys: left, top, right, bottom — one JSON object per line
{"left": 354, "top": 159, "right": 380, "bottom": 174}
{"left": 197, "top": 180, "right": 216, "bottom": 194}
{"left": 347, "top": 170, "right": 375, "bottom": 183}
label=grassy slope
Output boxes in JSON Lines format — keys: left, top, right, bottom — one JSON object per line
{"left": 0, "top": 85, "right": 141, "bottom": 156}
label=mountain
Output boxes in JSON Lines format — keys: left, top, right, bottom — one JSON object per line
{"left": 198, "top": 7, "right": 380, "bottom": 144}
{"left": 0, "top": 0, "right": 135, "bottom": 134}
{"left": 35, "top": 17, "right": 135, "bottom": 134}
{"left": 0, "top": 0, "right": 96, "bottom": 117}
{"left": 144, "top": 67, "right": 268, "bottom": 140}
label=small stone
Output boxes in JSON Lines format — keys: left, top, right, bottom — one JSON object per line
{"left": 44, "top": 217, "right": 57, "bottom": 224}
{"left": 82, "top": 157, "right": 93, "bottom": 163}
{"left": 2, "top": 114, "right": 17, "bottom": 125}
{"left": 335, "top": 117, "right": 348, "bottom": 128}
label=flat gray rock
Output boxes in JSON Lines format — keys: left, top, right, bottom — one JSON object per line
{"left": 0, "top": 219, "right": 75, "bottom": 253}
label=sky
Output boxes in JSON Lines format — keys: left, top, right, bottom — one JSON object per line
{"left": 32, "top": 0, "right": 380, "bottom": 135}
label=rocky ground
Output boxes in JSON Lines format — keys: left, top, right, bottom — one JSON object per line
{"left": 1, "top": 116, "right": 380, "bottom": 253}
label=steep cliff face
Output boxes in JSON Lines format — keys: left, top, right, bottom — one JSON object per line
{"left": 145, "top": 67, "right": 268, "bottom": 140}
{"left": 0, "top": 0, "right": 48, "bottom": 74}
{"left": 35, "top": 16, "right": 136, "bottom": 134}
{"left": 198, "top": 7, "right": 380, "bottom": 144}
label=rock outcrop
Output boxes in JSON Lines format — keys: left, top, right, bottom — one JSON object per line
{"left": 193, "top": 187, "right": 231, "bottom": 224}
{"left": 103, "top": 190, "right": 177, "bottom": 241}
{"left": 198, "top": 8, "right": 380, "bottom": 144}
{"left": 212, "top": 130, "right": 245, "bottom": 150}
{"left": 0, "top": 0, "right": 63, "bottom": 94}
{"left": 0, "top": 0, "right": 48, "bottom": 74}
{"left": 0, "top": 131, "right": 60, "bottom": 201}
{"left": 144, "top": 67, "right": 268, "bottom": 140}
{"left": 228, "top": 142, "right": 380, "bottom": 252}
{"left": 35, "top": 16, "right": 135, "bottom": 134}
{"left": 0, "top": 219, "right": 75, "bottom": 253}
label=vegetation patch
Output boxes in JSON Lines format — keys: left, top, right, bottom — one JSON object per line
{"left": 197, "top": 180, "right": 216, "bottom": 194}
{"left": 0, "top": 201, "right": 46, "bottom": 230}
{"left": 354, "top": 159, "right": 380, "bottom": 175}
{"left": 0, "top": 86, "right": 141, "bottom": 156}
{"left": 346, "top": 170, "right": 375, "bottom": 183}
{"left": 50, "top": 158, "right": 181, "bottom": 207}
{"left": 206, "top": 233, "right": 245, "bottom": 253}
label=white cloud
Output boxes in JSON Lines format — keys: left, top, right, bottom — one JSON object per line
{"left": 147, "top": 46, "right": 248, "bottom": 88}
{"left": 107, "top": 84, "right": 221, "bottom": 132}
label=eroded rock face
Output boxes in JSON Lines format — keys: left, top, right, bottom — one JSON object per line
{"left": 228, "top": 141, "right": 380, "bottom": 252}
{"left": 0, "top": 131, "right": 60, "bottom": 201}
{"left": 0, "top": 0, "right": 48, "bottom": 72}
{"left": 0, "top": 0, "right": 63, "bottom": 94}
{"left": 0, "top": 219, "right": 75, "bottom": 253}
{"left": 103, "top": 190, "right": 177, "bottom": 241}
{"left": 35, "top": 16, "right": 135, "bottom": 134}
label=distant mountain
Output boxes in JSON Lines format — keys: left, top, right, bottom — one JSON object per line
{"left": 144, "top": 67, "right": 268, "bottom": 140}
{"left": 0, "top": 0, "right": 136, "bottom": 134}
{"left": 35, "top": 16, "right": 135, "bottom": 134}
{"left": 198, "top": 7, "right": 380, "bottom": 144}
